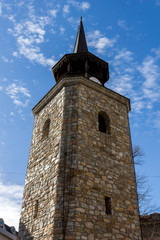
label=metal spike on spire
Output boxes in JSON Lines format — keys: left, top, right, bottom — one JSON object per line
{"left": 73, "top": 17, "right": 88, "bottom": 53}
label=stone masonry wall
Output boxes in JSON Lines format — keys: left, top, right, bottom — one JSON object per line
{"left": 71, "top": 82, "right": 142, "bottom": 240}
{"left": 19, "top": 87, "right": 64, "bottom": 239}
{"left": 19, "top": 77, "right": 142, "bottom": 240}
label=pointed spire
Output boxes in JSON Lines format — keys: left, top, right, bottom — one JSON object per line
{"left": 73, "top": 17, "right": 88, "bottom": 53}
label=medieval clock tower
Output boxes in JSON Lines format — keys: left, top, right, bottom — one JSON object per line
{"left": 19, "top": 18, "right": 142, "bottom": 240}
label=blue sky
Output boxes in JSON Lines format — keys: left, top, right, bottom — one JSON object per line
{"left": 0, "top": 0, "right": 160, "bottom": 230}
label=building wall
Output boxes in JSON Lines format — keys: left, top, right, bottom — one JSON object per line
{"left": 0, "top": 233, "right": 11, "bottom": 240}
{"left": 0, "top": 230, "right": 18, "bottom": 240}
{"left": 19, "top": 88, "right": 64, "bottom": 239}
{"left": 19, "top": 77, "right": 142, "bottom": 240}
{"left": 72, "top": 82, "right": 141, "bottom": 239}
{"left": 141, "top": 214, "right": 160, "bottom": 240}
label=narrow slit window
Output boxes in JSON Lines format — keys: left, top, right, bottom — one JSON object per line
{"left": 98, "top": 112, "right": 110, "bottom": 134}
{"left": 33, "top": 200, "right": 39, "bottom": 219}
{"left": 42, "top": 119, "right": 50, "bottom": 139}
{"left": 105, "top": 196, "right": 111, "bottom": 215}
{"left": 99, "top": 114, "right": 106, "bottom": 133}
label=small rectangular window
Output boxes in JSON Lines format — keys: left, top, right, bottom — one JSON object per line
{"left": 33, "top": 200, "right": 39, "bottom": 219}
{"left": 105, "top": 196, "right": 111, "bottom": 215}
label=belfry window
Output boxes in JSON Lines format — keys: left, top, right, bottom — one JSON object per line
{"left": 42, "top": 119, "right": 50, "bottom": 139}
{"left": 98, "top": 112, "right": 110, "bottom": 134}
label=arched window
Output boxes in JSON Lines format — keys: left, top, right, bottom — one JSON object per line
{"left": 98, "top": 112, "right": 110, "bottom": 134}
{"left": 0, "top": 218, "right": 4, "bottom": 228}
{"left": 42, "top": 119, "right": 50, "bottom": 139}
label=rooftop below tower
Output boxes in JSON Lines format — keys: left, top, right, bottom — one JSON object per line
{"left": 52, "top": 18, "right": 109, "bottom": 86}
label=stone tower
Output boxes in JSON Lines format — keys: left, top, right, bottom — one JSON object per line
{"left": 19, "top": 18, "right": 142, "bottom": 240}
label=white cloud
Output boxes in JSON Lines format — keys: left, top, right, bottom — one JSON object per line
{"left": 2, "top": 56, "right": 9, "bottom": 62}
{"left": 109, "top": 47, "right": 160, "bottom": 114}
{"left": 2, "top": 77, "right": 7, "bottom": 82}
{"left": 50, "top": 9, "right": 59, "bottom": 18}
{"left": 138, "top": 56, "right": 159, "bottom": 89}
{"left": 110, "top": 73, "right": 133, "bottom": 95}
{"left": 8, "top": 15, "right": 16, "bottom": 23}
{"left": 0, "top": 180, "right": 23, "bottom": 230}
{"left": 0, "top": 2, "right": 2, "bottom": 16}
{"left": 63, "top": 5, "right": 70, "bottom": 15}
{"left": 108, "top": 49, "right": 137, "bottom": 109}
{"left": 80, "top": 2, "right": 90, "bottom": 10}
{"left": 9, "top": 8, "right": 56, "bottom": 67}
{"left": 17, "top": 1, "right": 25, "bottom": 7}
{"left": 107, "top": 26, "right": 112, "bottom": 30}
{"left": 115, "top": 49, "right": 133, "bottom": 62}
{"left": 60, "top": 27, "right": 65, "bottom": 35}
{"left": 117, "top": 19, "right": 129, "bottom": 30}
{"left": 156, "top": 0, "right": 160, "bottom": 6}
{"left": 137, "top": 54, "right": 160, "bottom": 108}
{"left": 10, "top": 112, "right": 15, "bottom": 116}
{"left": 87, "top": 30, "right": 116, "bottom": 53}
{"left": 6, "top": 83, "right": 31, "bottom": 108}
{"left": 153, "top": 111, "right": 160, "bottom": 128}
{"left": 68, "top": 0, "right": 90, "bottom": 10}
{"left": 131, "top": 99, "right": 144, "bottom": 113}
{"left": 12, "top": 51, "right": 19, "bottom": 57}
{"left": 0, "top": 86, "right": 3, "bottom": 91}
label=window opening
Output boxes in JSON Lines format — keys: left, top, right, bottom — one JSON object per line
{"left": 105, "top": 196, "right": 111, "bottom": 215}
{"left": 42, "top": 119, "right": 50, "bottom": 139}
{"left": 10, "top": 227, "right": 16, "bottom": 235}
{"left": 0, "top": 218, "right": 4, "bottom": 228}
{"left": 98, "top": 112, "right": 110, "bottom": 134}
{"left": 99, "top": 114, "right": 106, "bottom": 133}
{"left": 33, "top": 200, "right": 39, "bottom": 219}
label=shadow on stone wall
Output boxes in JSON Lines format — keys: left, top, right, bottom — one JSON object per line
{"left": 52, "top": 85, "right": 79, "bottom": 238}
{"left": 18, "top": 221, "right": 33, "bottom": 240}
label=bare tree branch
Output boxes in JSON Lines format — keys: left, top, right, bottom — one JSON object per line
{"left": 133, "top": 145, "right": 160, "bottom": 216}
{"left": 133, "top": 145, "right": 144, "bottom": 165}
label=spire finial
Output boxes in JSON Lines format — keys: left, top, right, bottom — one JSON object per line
{"left": 73, "top": 17, "right": 88, "bottom": 53}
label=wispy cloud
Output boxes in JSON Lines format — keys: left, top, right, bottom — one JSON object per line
{"left": 59, "top": 27, "right": 65, "bottom": 35}
{"left": 109, "top": 47, "right": 160, "bottom": 114}
{"left": 10, "top": 112, "right": 15, "bottom": 116}
{"left": 109, "top": 48, "right": 142, "bottom": 112}
{"left": 138, "top": 56, "right": 159, "bottom": 88}
{"left": 115, "top": 49, "right": 133, "bottom": 62}
{"left": 1, "top": 56, "right": 13, "bottom": 63}
{"left": 63, "top": 5, "right": 70, "bottom": 15}
{"left": 50, "top": 8, "right": 59, "bottom": 18}
{"left": 153, "top": 111, "right": 160, "bottom": 128}
{"left": 0, "top": 3, "right": 2, "bottom": 16}
{"left": 117, "top": 19, "right": 129, "bottom": 30}
{"left": 68, "top": 0, "right": 90, "bottom": 10}
{"left": 0, "top": 179, "right": 23, "bottom": 230}
{"left": 12, "top": 51, "right": 19, "bottom": 57}
{"left": 2, "top": 56, "right": 9, "bottom": 62}
{"left": 8, "top": 4, "right": 56, "bottom": 67}
{"left": 137, "top": 53, "right": 160, "bottom": 108}
{"left": 87, "top": 30, "right": 117, "bottom": 54}
{"left": 80, "top": 2, "right": 90, "bottom": 10}
{"left": 6, "top": 82, "right": 31, "bottom": 108}
{"left": 156, "top": 0, "right": 160, "bottom": 6}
